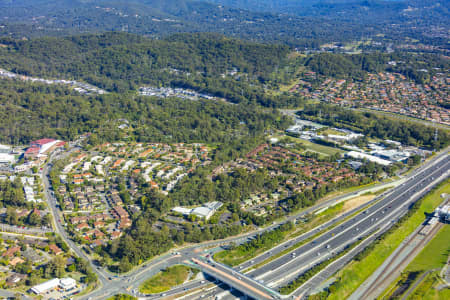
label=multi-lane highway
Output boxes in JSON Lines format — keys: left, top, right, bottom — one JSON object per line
{"left": 193, "top": 258, "right": 277, "bottom": 300}
{"left": 39, "top": 143, "right": 448, "bottom": 300}
{"left": 176, "top": 151, "right": 449, "bottom": 299}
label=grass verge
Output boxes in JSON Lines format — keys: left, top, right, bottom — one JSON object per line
{"left": 406, "top": 225, "right": 450, "bottom": 273}
{"left": 381, "top": 224, "right": 450, "bottom": 299}
{"left": 247, "top": 197, "right": 378, "bottom": 272}
{"left": 214, "top": 222, "right": 294, "bottom": 266}
{"left": 139, "top": 265, "right": 199, "bottom": 294}
{"left": 317, "top": 180, "right": 449, "bottom": 300}
{"left": 107, "top": 295, "right": 137, "bottom": 300}
{"left": 408, "top": 271, "right": 450, "bottom": 300}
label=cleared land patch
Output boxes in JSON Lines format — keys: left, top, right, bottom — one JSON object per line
{"left": 139, "top": 265, "right": 198, "bottom": 294}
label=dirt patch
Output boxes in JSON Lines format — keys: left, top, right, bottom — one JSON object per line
{"left": 342, "top": 195, "right": 375, "bottom": 213}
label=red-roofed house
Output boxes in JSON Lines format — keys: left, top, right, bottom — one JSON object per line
{"left": 49, "top": 244, "right": 62, "bottom": 255}
{"left": 76, "top": 223, "right": 89, "bottom": 231}
{"left": 9, "top": 257, "right": 25, "bottom": 266}
{"left": 2, "top": 246, "right": 20, "bottom": 258}
{"left": 110, "top": 231, "right": 122, "bottom": 240}
{"left": 93, "top": 230, "right": 105, "bottom": 239}
{"left": 93, "top": 221, "right": 105, "bottom": 228}
{"left": 113, "top": 206, "right": 129, "bottom": 220}
{"left": 90, "top": 240, "right": 104, "bottom": 248}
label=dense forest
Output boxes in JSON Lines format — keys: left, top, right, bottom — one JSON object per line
{"left": 0, "top": 32, "right": 310, "bottom": 107}
{"left": 0, "top": 0, "right": 447, "bottom": 48}
{"left": 0, "top": 80, "right": 291, "bottom": 145}
{"left": 303, "top": 52, "right": 450, "bottom": 83}
{"left": 204, "top": 0, "right": 450, "bottom": 24}
{"left": 298, "top": 103, "right": 449, "bottom": 149}
{"left": 0, "top": 178, "right": 25, "bottom": 208}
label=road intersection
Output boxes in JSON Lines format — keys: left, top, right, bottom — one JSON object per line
{"left": 39, "top": 145, "right": 449, "bottom": 300}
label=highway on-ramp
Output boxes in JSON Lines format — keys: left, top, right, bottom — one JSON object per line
{"left": 40, "top": 144, "right": 448, "bottom": 300}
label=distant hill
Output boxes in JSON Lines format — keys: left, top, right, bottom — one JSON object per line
{"left": 0, "top": 0, "right": 448, "bottom": 47}
{"left": 0, "top": 31, "right": 294, "bottom": 107}
{"left": 201, "top": 0, "right": 449, "bottom": 19}
{"left": 202, "top": 0, "right": 450, "bottom": 28}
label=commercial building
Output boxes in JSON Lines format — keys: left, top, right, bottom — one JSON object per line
{"left": 30, "top": 278, "right": 60, "bottom": 294}
{"left": 0, "top": 153, "right": 15, "bottom": 165}
{"left": 25, "top": 138, "right": 62, "bottom": 159}
{"left": 30, "top": 278, "right": 77, "bottom": 294}
{"left": 172, "top": 207, "right": 193, "bottom": 216}
{"left": 346, "top": 151, "right": 392, "bottom": 166}
{"left": 371, "top": 149, "right": 410, "bottom": 162}
{"left": 59, "top": 277, "right": 76, "bottom": 291}
{"left": 0, "top": 144, "right": 11, "bottom": 153}
{"left": 192, "top": 207, "right": 215, "bottom": 220}
{"left": 172, "top": 201, "right": 223, "bottom": 220}
{"left": 436, "top": 204, "right": 450, "bottom": 223}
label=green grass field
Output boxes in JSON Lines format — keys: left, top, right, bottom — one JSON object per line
{"left": 282, "top": 135, "right": 345, "bottom": 157}
{"left": 139, "top": 265, "right": 197, "bottom": 294}
{"left": 408, "top": 271, "right": 450, "bottom": 300}
{"left": 319, "top": 128, "right": 346, "bottom": 136}
{"left": 381, "top": 225, "right": 450, "bottom": 300}
{"left": 108, "top": 295, "right": 137, "bottom": 300}
{"left": 324, "top": 180, "right": 450, "bottom": 300}
{"left": 407, "top": 225, "right": 450, "bottom": 273}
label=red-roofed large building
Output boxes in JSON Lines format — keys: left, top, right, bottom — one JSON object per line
{"left": 24, "top": 147, "right": 40, "bottom": 158}
{"left": 25, "top": 138, "right": 61, "bottom": 159}
{"left": 31, "top": 138, "right": 55, "bottom": 146}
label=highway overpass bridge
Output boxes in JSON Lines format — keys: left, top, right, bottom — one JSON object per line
{"left": 192, "top": 153, "right": 450, "bottom": 300}
{"left": 192, "top": 258, "right": 283, "bottom": 300}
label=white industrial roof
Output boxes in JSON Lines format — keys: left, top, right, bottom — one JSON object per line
{"left": 346, "top": 151, "right": 391, "bottom": 166}
{"left": 31, "top": 278, "right": 60, "bottom": 294}
{"left": 172, "top": 207, "right": 192, "bottom": 215}
{"left": 204, "top": 201, "right": 223, "bottom": 210}
{"left": 0, "top": 153, "right": 14, "bottom": 163}
{"left": 192, "top": 207, "right": 214, "bottom": 219}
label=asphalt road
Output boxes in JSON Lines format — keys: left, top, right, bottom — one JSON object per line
{"left": 196, "top": 151, "right": 450, "bottom": 299}
{"left": 192, "top": 258, "right": 276, "bottom": 300}
{"left": 42, "top": 146, "right": 112, "bottom": 288}
{"left": 76, "top": 162, "right": 406, "bottom": 298}
{"left": 250, "top": 155, "right": 449, "bottom": 289}
{"left": 39, "top": 143, "right": 448, "bottom": 300}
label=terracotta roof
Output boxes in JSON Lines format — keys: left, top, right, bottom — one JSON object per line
{"left": 2, "top": 246, "right": 20, "bottom": 258}
{"left": 31, "top": 138, "right": 55, "bottom": 146}
{"left": 49, "top": 244, "right": 62, "bottom": 255}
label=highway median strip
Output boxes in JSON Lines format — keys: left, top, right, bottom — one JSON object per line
{"left": 214, "top": 222, "right": 295, "bottom": 266}
{"left": 312, "top": 179, "right": 450, "bottom": 300}
{"left": 245, "top": 196, "right": 381, "bottom": 273}
{"left": 278, "top": 233, "right": 369, "bottom": 295}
